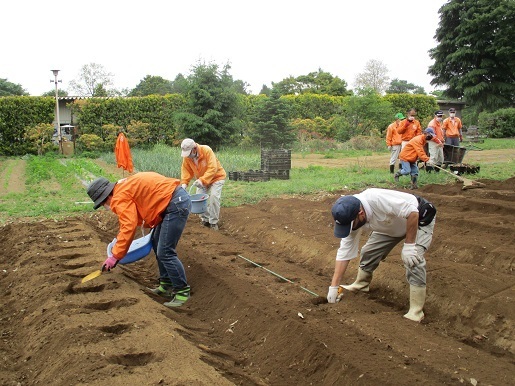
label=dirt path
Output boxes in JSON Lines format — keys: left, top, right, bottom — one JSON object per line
{"left": 0, "top": 159, "right": 26, "bottom": 195}
{"left": 1, "top": 178, "right": 514, "bottom": 385}
{"left": 292, "top": 148, "right": 514, "bottom": 168}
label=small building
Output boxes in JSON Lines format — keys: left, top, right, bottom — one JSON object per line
{"left": 436, "top": 100, "right": 467, "bottom": 118}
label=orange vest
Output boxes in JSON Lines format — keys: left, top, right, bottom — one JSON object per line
{"left": 110, "top": 172, "right": 180, "bottom": 259}
{"left": 181, "top": 144, "right": 226, "bottom": 187}
{"left": 396, "top": 119, "right": 422, "bottom": 142}
{"left": 386, "top": 120, "right": 402, "bottom": 146}
{"left": 428, "top": 118, "right": 445, "bottom": 142}
{"left": 442, "top": 117, "right": 463, "bottom": 137}
{"left": 399, "top": 134, "right": 430, "bottom": 163}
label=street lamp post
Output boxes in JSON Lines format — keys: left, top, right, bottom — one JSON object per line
{"left": 51, "top": 70, "right": 62, "bottom": 154}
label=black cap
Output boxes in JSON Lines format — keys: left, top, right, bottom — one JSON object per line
{"left": 87, "top": 177, "right": 116, "bottom": 210}
{"left": 435, "top": 110, "right": 443, "bottom": 116}
{"left": 331, "top": 196, "right": 361, "bottom": 238}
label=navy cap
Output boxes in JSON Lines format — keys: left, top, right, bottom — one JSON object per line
{"left": 435, "top": 110, "right": 443, "bottom": 116}
{"left": 449, "top": 108, "right": 456, "bottom": 113}
{"left": 331, "top": 196, "right": 361, "bottom": 238}
{"left": 424, "top": 127, "right": 436, "bottom": 136}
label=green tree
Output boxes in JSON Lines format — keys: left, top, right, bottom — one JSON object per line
{"left": 68, "top": 63, "right": 116, "bottom": 96}
{"left": 23, "top": 123, "right": 55, "bottom": 155}
{"left": 174, "top": 61, "right": 241, "bottom": 148}
{"left": 129, "top": 75, "right": 174, "bottom": 96}
{"left": 336, "top": 89, "right": 394, "bottom": 141}
{"left": 386, "top": 79, "right": 425, "bottom": 94}
{"left": 0, "top": 78, "right": 29, "bottom": 96}
{"left": 41, "top": 89, "right": 68, "bottom": 97}
{"left": 354, "top": 59, "right": 390, "bottom": 94}
{"left": 170, "top": 74, "right": 189, "bottom": 94}
{"left": 428, "top": 0, "right": 515, "bottom": 112}
{"left": 250, "top": 90, "right": 294, "bottom": 148}
{"left": 272, "top": 69, "right": 351, "bottom": 97}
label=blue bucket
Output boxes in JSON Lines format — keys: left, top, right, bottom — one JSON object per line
{"left": 107, "top": 229, "right": 154, "bottom": 265}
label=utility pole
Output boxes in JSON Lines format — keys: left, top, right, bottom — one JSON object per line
{"left": 51, "top": 70, "right": 62, "bottom": 154}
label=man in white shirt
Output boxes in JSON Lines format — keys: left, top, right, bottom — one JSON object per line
{"left": 327, "top": 188, "right": 436, "bottom": 322}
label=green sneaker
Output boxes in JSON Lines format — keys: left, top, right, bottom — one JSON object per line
{"left": 163, "top": 286, "right": 190, "bottom": 308}
{"left": 146, "top": 281, "right": 173, "bottom": 298}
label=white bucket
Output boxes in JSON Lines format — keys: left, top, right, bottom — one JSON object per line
{"left": 189, "top": 184, "right": 209, "bottom": 214}
{"left": 190, "top": 193, "right": 209, "bottom": 214}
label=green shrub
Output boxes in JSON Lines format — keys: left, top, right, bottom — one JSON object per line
{"left": 478, "top": 108, "right": 515, "bottom": 138}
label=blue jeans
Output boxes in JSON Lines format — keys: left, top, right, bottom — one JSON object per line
{"left": 399, "top": 160, "right": 419, "bottom": 176}
{"left": 152, "top": 187, "right": 191, "bottom": 290}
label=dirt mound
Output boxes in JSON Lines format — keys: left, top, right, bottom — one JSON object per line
{"left": 1, "top": 179, "right": 514, "bottom": 385}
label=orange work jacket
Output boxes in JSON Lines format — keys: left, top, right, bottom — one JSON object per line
{"left": 110, "top": 172, "right": 180, "bottom": 259}
{"left": 181, "top": 144, "right": 226, "bottom": 187}
{"left": 399, "top": 134, "right": 430, "bottom": 163}
{"left": 442, "top": 117, "right": 463, "bottom": 138}
{"left": 428, "top": 118, "right": 445, "bottom": 142}
{"left": 397, "top": 119, "right": 422, "bottom": 142}
{"left": 386, "top": 120, "right": 402, "bottom": 146}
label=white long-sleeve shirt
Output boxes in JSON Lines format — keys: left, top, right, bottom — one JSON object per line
{"left": 336, "top": 188, "right": 419, "bottom": 261}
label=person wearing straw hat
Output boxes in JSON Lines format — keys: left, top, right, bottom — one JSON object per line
{"left": 180, "top": 138, "right": 226, "bottom": 231}
{"left": 86, "top": 172, "right": 192, "bottom": 308}
{"left": 327, "top": 188, "right": 436, "bottom": 322}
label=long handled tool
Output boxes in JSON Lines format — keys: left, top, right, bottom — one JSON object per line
{"left": 237, "top": 254, "right": 319, "bottom": 297}
{"left": 433, "top": 164, "right": 485, "bottom": 190}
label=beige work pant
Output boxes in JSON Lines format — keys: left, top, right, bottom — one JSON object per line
{"left": 197, "top": 180, "right": 225, "bottom": 225}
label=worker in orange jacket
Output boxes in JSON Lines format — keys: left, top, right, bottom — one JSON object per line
{"left": 442, "top": 107, "right": 463, "bottom": 146}
{"left": 86, "top": 172, "right": 192, "bottom": 308}
{"left": 394, "top": 128, "right": 442, "bottom": 189}
{"left": 427, "top": 110, "right": 445, "bottom": 172}
{"left": 396, "top": 108, "right": 422, "bottom": 148}
{"left": 180, "top": 138, "right": 226, "bottom": 230}
{"left": 386, "top": 112, "right": 404, "bottom": 173}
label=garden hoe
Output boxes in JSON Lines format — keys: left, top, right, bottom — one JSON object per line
{"left": 81, "top": 269, "right": 102, "bottom": 283}
{"left": 433, "top": 165, "right": 485, "bottom": 190}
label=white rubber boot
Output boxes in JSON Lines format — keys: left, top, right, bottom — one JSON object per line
{"left": 403, "top": 285, "right": 426, "bottom": 322}
{"left": 342, "top": 268, "right": 373, "bottom": 293}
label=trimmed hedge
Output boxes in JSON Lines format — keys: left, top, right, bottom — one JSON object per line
{"left": 478, "top": 108, "right": 515, "bottom": 138}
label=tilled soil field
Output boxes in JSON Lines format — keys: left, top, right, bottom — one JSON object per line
{"left": 1, "top": 178, "right": 514, "bottom": 385}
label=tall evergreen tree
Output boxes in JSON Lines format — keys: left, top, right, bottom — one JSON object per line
{"left": 174, "top": 61, "right": 240, "bottom": 148}
{"left": 428, "top": 0, "right": 515, "bottom": 112}
{"left": 251, "top": 90, "right": 294, "bottom": 148}
{"left": 0, "top": 78, "right": 28, "bottom": 96}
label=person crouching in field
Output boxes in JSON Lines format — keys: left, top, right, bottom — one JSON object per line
{"left": 394, "top": 128, "right": 442, "bottom": 189}
{"left": 86, "top": 172, "right": 192, "bottom": 308}
{"left": 327, "top": 188, "right": 436, "bottom": 322}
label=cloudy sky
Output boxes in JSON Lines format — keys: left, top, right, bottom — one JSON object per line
{"left": 2, "top": 0, "right": 446, "bottom": 96}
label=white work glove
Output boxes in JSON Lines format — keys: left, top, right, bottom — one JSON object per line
{"left": 327, "top": 286, "right": 344, "bottom": 303}
{"left": 181, "top": 184, "right": 187, "bottom": 190}
{"left": 401, "top": 243, "right": 423, "bottom": 268}
{"left": 193, "top": 179, "right": 204, "bottom": 188}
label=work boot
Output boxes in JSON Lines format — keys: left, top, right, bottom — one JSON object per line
{"left": 410, "top": 175, "right": 418, "bottom": 190}
{"left": 200, "top": 218, "right": 210, "bottom": 227}
{"left": 146, "top": 280, "right": 173, "bottom": 298}
{"left": 389, "top": 165, "right": 395, "bottom": 174}
{"left": 435, "top": 164, "right": 441, "bottom": 172}
{"left": 394, "top": 172, "right": 401, "bottom": 182}
{"left": 426, "top": 165, "right": 433, "bottom": 173}
{"left": 342, "top": 268, "right": 373, "bottom": 293}
{"left": 210, "top": 224, "right": 219, "bottom": 231}
{"left": 404, "top": 285, "right": 426, "bottom": 322}
{"left": 164, "top": 286, "right": 191, "bottom": 308}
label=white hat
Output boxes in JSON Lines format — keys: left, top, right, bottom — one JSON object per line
{"left": 181, "top": 138, "right": 196, "bottom": 157}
